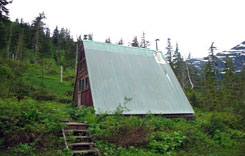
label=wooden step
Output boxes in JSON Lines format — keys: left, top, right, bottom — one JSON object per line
{"left": 65, "top": 123, "right": 88, "bottom": 130}
{"left": 73, "top": 149, "right": 98, "bottom": 154}
{"left": 68, "top": 136, "right": 90, "bottom": 139}
{"left": 68, "top": 142, "right": 94, "bottom": 147}
{"left": 65, "top": 129, "right": 88, "bottom": 132}
{"left": 66, "top": 122, "right": 88, "bottom": 126}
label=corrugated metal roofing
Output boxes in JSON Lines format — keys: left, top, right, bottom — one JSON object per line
{"left": 83, "top": 40, "right": 194, "bottom": 114}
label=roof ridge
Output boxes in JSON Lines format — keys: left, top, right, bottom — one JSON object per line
{"left": 83, "top": 40, "right": 157, "bottom": 57}
{"left": 83, "top": 40, "right": 156, "bottom": 51}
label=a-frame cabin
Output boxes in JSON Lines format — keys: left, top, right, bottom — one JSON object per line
{"left": 73, "top": 40, "right": 194, "bottom": 118}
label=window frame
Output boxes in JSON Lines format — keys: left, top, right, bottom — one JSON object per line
{"left": 78, "top": 77, "right": 89, "bottom": 92}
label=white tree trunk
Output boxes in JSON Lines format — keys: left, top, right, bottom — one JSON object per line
{"left": 34, "top": 25, "right": 40, "bottom": 64}
{"left": 186, "top": 62, "right": 194, "bottom": 89}
{"left": 60, "top": 65, "right": 63, "bottom": 83}
{"left": 7, "top": 25, "right": 12, "bottom": 59}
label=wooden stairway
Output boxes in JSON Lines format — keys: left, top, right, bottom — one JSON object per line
{"left": 62, "top": 122, "right": 98, "bottom": 155}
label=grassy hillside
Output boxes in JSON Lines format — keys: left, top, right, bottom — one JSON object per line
{"left": 0, "top": 58, "right": 244, "bottom": 156}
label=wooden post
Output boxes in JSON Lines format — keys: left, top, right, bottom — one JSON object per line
{"left": 60, "top": 65, "right": 63, "bottom": 83}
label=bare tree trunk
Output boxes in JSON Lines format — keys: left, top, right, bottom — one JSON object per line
{"left": 186, "top": 62, "right": 194, "bottom": 89}
{"left": 17, "top": 29, "right": 24, "bottom": 65}
{"left": 60, "top": 65, "right": 63, "bottom": 83}
{"left": 11, "top": 53, "right": 14, "bottom": 60}
{"left": 41, "top": 58, "right": 44, "bottom": 79}
{"left": 34, "top": 25, "right": 40, "bottom": 64}
{"left": 6, "top": 25, "right": 12, "bottom": 59}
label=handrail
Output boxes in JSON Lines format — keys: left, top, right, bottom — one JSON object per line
{"left": 62, "top": 128, "right": 69, "bottom": 149}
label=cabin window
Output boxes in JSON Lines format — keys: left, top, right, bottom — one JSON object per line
{"left": 78, "top": 80, "right": 82, "bottom": 91}
{"left": 80, "top": 77, "right": 89, "bottom": 91}
{"left": 85, "top": 77, "right": 88, "bottom": 89}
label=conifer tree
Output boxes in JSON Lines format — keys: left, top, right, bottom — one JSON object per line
{"left": 52, "top": 26, "right": 60, "bottom": 63}
{"left": 88, "top": 33, "right": 93, "bottom": 40}
{"left": 131, "top": 36, "right": 139, "bottom": 47}
{"left": 117, "top": 38, "right": 124, "bottom": 45}
{"left": 40, "top": 28, "right": 51, "bottom": 78}
{"left": 239, "top": 62, "right": 245, "bottom": 116}
{"left": 201, "top": 62, "right": 219, "bottom": 110}
{"left": 165, "top": 38, "right": 173, "bottom": 67}
{"left": 223, "top": 56, "right": 237, "bottom": 110}
{"left": 208, "top": 42, "right": 218, "bottom": 80}
{"left": 105, "top": 37, "right": 111, "bottom": 43}
{"left": 0, "top": 21, "right": 7, "bottom": 52}
{"left": 140, "top": 32, "right": 150, "bottom": 48}
{"left": 0, "top": 0, "right": 12, "bottom": 20}
{"left": 32, "top": 12, "right": 46, "bottom": 64}
{"left": 83, "top": 34, "right": 88, "bottom": 40}
{"left": 241, "top": 62, "right": 245, "bottom": 102}
{"left": 172, "top": 43, "right": 185, "bottom": 88}
{"left": 52, "top": 26, "right": 59, "bottom": 47}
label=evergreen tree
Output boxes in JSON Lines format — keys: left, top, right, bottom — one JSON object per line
{"left": 165, "top": 38, "right": 173, "bottom": 67}
{"left": 201, "top": 62, "right": 219, "bottom": 110}
{"left": 0, "top": 20, "right": 7, "bottom": 52}
{"left": 117, "top": 38, "right": 124, "bottom": 45}
{"left": 59, "top": 28, "right": 66, "bottom": 50}
{"left": 131, "top": 36, "right": 139, "bottom": 47}
{"left": 39, "top": 28, "right": 52, "bottom": 78}
{"left": 105, "top": 37, "right": 111, "bottom": 43}
{"left": 32, "top": 12, "right": 46, "bottom": 64}
{"left": 52, "top": 26, "right": 60, "bottom": 63}
{"left": 52, "top": 26, "right": 59, "bottom": 47}
{"left": 241, "top": 62, "right": 245, "bottom": 102}
{"left": 208, "top": 42, "right": 218, "bottom": 80}
{"left": 0, "top": 0, "right": 12, "bottom": 20}
{"left": 172, "top": 43, "right": 185, "bottom": 88}
{"left": 83, "top": 34, "right": 88, "bottom": 40}
{"left": 88, "top": 33, "right": 93, "bottom": 40}
{"left": 239, "top": 61, "right": 245, "bottom": 116}
{"left": 223, "top": 56, "right": 236, "bottom": 107}
{"left": 140, "top": 32, "right": 150, "bottom": 48}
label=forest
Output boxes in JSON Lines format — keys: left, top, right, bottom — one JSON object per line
{"left": 0, "top": 1, "right": 244, "bottom": 155}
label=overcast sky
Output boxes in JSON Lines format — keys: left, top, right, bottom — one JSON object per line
{"left": 8, "top": 0, "right": 245, "bottom": 58}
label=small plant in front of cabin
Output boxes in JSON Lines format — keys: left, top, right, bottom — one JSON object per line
{"left": 148, "top": 131, "right": 186, "bottom": 155}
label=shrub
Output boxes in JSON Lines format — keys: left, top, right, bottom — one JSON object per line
{"left": 0, "top": 99, "right": 69, "bottom": 153}
{"left": 30, "top": 83, "right": 56, "bottom": 101}
{"left": 148, "top": 131, "right": 186, "bottom": 155}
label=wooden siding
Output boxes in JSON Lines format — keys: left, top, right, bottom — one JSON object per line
{"left": 73, "top": 41, "right": 93, "bottom": 107}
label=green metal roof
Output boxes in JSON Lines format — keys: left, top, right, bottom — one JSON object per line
{"left": 83, "top": 40, "right": 194, "bottom": 114}
{"left": 84, "top": 40, "right": 155, "bottom": 57}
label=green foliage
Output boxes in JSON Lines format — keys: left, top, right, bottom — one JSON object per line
{"left": 65, "top": 104, "right": 245, "bottom": 156}
{"left": 0, "top": 21, "right": 8, "bottom": 51}
{"left": 0, "top": 7, "right": 244, "bottom": 156}
{"left": 148, "top": 131, "right": 186, "bottom": 155}
{"left": 30, "top": 82, "right": 56, "bottom": 101}
{"left": 0, "top": 98, "right": 70, "bottom": 155}
{"left": 11, "top": 143, "right": 35, "bottom": 156}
